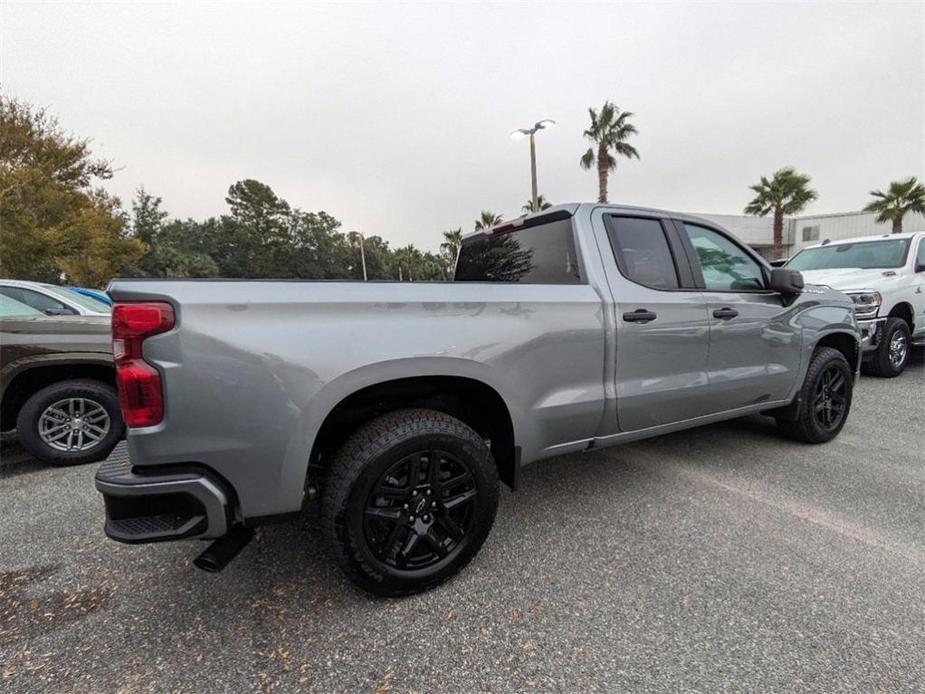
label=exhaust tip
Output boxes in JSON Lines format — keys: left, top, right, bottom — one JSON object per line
{"left": 193, "top": 527, "right": 254, "bottom": 573}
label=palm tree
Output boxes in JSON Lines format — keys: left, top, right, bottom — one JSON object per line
{"left": 863, "top": 177, "right": 925, "bottom": 234}
{"left": 522, "top": 195, "right": 552, "bottom": 213}
{"left": 580, "top": 101, "right": 639, "bottom": 203}
{"left": 394, "top": 244, "right": 421, "bottom": 281}
{"left": 440, "top": 227, "right": 463, "bottom": 269}
{"left": 744, "top": 168, "right": 818, "bottom": 253}
{"left": 474, "top": 211, "right": 503, "bottom": 231}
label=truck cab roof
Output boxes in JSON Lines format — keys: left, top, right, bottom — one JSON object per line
{"left": 801, "top": 230, "right": 925, "bottom": 250}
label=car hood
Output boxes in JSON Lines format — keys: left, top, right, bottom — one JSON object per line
{"left": 797, "top": 267, "right": 898, "bottom": 292}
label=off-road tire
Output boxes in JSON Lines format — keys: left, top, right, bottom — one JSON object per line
{"left": 862, "top": 317, "right": 911, "bottom": 378}
{"left": 776, "top": 347, "right": 853, "bottom": 444}
{"left": 16, "top": 379, "right": 124, "bottom": 466}
{"left": 322, "top": 408, "right": 499, "bottom": 597}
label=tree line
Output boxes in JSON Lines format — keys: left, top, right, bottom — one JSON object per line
{"left": 2, "top": 94, "right": 922, "bottom": 286}
{"left": 129, "top": 181, "right": 454, "bottom": 282}
{"left": 0, "top": 96, "right": 473, "bottom": 285}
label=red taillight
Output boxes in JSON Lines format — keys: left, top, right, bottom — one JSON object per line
{"left": 112, "top": 302, "right": 175, "bottom": 427}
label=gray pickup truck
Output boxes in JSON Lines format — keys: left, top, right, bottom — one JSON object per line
{"left": 97, "top": 204, "right": 860, "bottom": 595}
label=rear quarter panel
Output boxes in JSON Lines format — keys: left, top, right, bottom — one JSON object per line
{"left": 109, "top": 280, "right": 607, "bottom": 518}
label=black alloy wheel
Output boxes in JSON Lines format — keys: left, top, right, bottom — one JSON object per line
{"left": 363, "top": 449, "right": 477, "bottom": 570}
{"left": 811, "top": 364, "right": 848, "bottom": 431}
{"left": 323, "top": 409, "right": 499, "bottom": 597}
{"left": 775, "top": 346, "right": 853, "bottom": 444}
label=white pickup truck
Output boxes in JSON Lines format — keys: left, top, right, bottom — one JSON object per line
{"left": 785, "top": 231, "right": 925, "bottom": 377}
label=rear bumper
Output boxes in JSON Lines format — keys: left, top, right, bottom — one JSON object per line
{"left": 94, "top": 457, "right": 230, "bottom": 543}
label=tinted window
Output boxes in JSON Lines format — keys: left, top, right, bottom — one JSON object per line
{"left": 918, "top": 239, "right": 925, "bottom": 268}
{"left": 785, "top": 239, "right": 911, "bottom": 271}
{"left": 683, "top": 223, "right": 765, "bottom": 291}
{"left": 0, "top": 287, "right": 74, "bottom": 315}
{"left": 455, "top": 218, "right": 581, "bottom": 283}
{"left": 606, "top": 217, "right": 679, "bottom": 289}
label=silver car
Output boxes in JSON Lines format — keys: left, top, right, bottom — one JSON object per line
{"left": 0, "top": 279, "right": 111, "bottom": 317}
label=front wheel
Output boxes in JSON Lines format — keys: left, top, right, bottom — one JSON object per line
{"left": 862, "top": 317, "right": 911, "bottom": 378}
{"left": 322, "top": 409, "right": 499, "bottom": 597}
{"left": 776, "top": 347, "right": 853, "bottom": 444}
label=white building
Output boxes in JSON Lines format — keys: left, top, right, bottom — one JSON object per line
{"left": 699, "top": 210, "right": 925, "bottom": 261}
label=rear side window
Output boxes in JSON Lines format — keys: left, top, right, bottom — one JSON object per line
{"left": 0, "top": 286, "right": 74, "bottom": 315}
{"left": 606, "top": 217, "right": 680, "bottom": 289}
{"left": 682, "top": 223, "right": 765, "bottom": 291}
{"left": 0, "top": 295, "right": 43, "bottom": 318}
{"left": 455, "top": 218, "right": 582, "bottom": 283}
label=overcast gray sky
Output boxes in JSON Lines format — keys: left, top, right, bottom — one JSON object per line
{"left": 4, "top": 1, "right": 923, "bottom": 250}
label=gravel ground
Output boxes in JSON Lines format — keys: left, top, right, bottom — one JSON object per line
{"left": 1, "top": 351, "right": 923, "bottom": 693}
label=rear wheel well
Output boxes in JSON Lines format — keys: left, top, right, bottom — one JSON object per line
{"left": 815, "top": 332, "right": 859, "bottom": 374}
{"left": 1, "top": 364, "right": 115, "bottom": 432}
{"left": 887, "top": 302, "right": 914, "bottom": 331}
{"left": 309, "top": 376, "right": 517, "bottom": 490}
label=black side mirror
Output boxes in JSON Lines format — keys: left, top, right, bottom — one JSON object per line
{"left": 915, "top": 262, "right": 925, "bottom": 273}
{"left": 769, "top": 268, "right": 804, "bottom": 296}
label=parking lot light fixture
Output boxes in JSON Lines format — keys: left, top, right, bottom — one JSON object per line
{"left": 511, "top": 119, "right": 555, "bottom": 212}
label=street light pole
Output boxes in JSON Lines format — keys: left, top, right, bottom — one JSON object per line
{"left": 350, "top": 231, "right": 368, "bottom": 281}
{"left": 512, "top": 119, "right": 554, "bottom": 212}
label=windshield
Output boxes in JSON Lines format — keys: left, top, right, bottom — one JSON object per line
{"left": 785, "top": 239, "right": 911, "bottom": 271}
{"left": 42, "top": 284, "right": 111, "bottom": 313}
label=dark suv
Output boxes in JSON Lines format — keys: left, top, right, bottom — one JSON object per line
{"left": 0, "top": 294, "right": 122, "bottom": 465}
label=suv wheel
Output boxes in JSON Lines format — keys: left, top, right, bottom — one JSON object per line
{"left": 776, "top": 347, "right": 853, "bottom": 444}
{"left": 863, "top": 317, "right": 911, "bottom": 378}
{"left": 322, "top": 409, "right": 499, "bottom": 597}
{"left": 16, "top": 380, "right": 124, "bottom": 466}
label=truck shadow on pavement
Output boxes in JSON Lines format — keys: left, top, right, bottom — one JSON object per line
{"left": 244, "top": 412, "right": 787, "bottom": 605}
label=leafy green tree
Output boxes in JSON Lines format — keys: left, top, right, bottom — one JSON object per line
{"left": 223, "top": 180, "right": 294, "bottom": 277}
{"left": 580, "top": 101, "right": 639, "bottom": 203}
{"left": 393, "top": 244, "right": 419, "bottom": 281}
{"left": 125, "top": 188, "right": 221, "bottom": 278}
{"left": 474, "top": 211, "right": 503, "bottom": 231}
{"left": 391, "top": 244, "right": 445, "bottom": 281}
{"left": 138, "top": 217, "right": 220, "bottom": 278}
{"left": 225, "top": 179, "right": 291, "bottom": 231}
{"left": 417, "top": 251, "right": 448, "bottom": 280}
{"left": 522, "top": 195, "right": 552, "bottom": 213}
{"left": 132, "top": 187, "right": 168, "bottom": 245}
{"left": 863, "top": 177, "right": 925, "bottom": 234}
{"left": 0, "top": 95, "right": 143, "bottom": 284}
{"left": 355, "top": 234, "right": 397, "bottom": 280}
{"left": 287, "top": 208, "right": 351, "bottom": 279}
{"left": 744, "top": 167, "right": 818, "bottom": 253}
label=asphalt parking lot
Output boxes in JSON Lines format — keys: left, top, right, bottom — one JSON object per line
{"left": 1, "top": 351, "right": 923, "bottom": 694}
